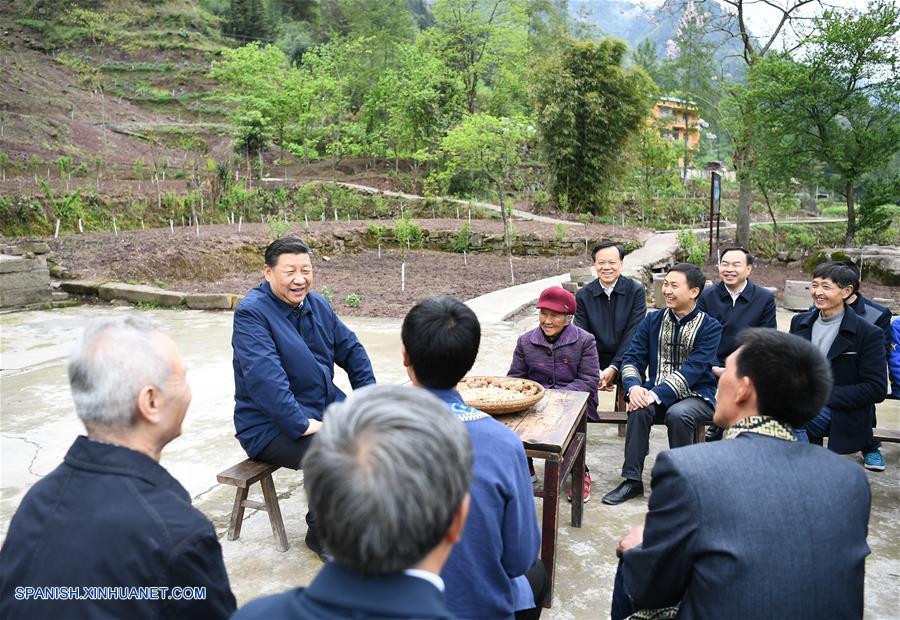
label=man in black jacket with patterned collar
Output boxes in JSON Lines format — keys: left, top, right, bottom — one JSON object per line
{"left": 0, "top": 316, "right": 235, "bottom": 620}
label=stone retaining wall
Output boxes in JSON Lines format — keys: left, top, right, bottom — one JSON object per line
{"left": 0, "top": 242, "right": 53, "bottom": 309}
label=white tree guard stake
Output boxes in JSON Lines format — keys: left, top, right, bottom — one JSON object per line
{"left": 464, "top": 250, "right": 467, "bottom": 266}
{"left": 305, "top": 214, "right": 309, "bottom": 228}
{"left": 238, "top": 215, "right": 243, "bottom": 233}
{"left": 113, "top": 216, "right": 118, "bottom": 236}
{"left": 169, "top": 219, "right": 174, "bottom": 233}
{"left": 140, "top": 218, "right": 144, "bottom": 230}
{"left": 78, "top": 218, "right": 83, "bottom": 233}
{"left": 334, "top": 209, "right": 338, "bottom": 221}
{"left": 456, "top": 206, "right": 460, "bottom": 219}
{"left": 401, "top": 262, "right": 406, "bottom": 292}
{"left": 230, "top": 212, "right": 234, "bottom": 225}
{"left": 181, "top": 216, "right": 185, "bottom": 227}
{"left": 54, "top": 219, "right": 60, "bottom": 238}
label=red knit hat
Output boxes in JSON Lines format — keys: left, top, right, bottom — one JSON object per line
{"left": 536, "top": 286, "right": 576, "bottom": 314}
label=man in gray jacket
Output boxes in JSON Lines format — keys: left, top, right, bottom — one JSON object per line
{"left": 612, "top": 329, "right": 870, "bottom": 619}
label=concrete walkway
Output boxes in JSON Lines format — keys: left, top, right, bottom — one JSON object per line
{"left": 466, "top": 273, "right": 570, "bottom": 324}
{"left": 336, "top": 182, "right": 581, "bottom": 226}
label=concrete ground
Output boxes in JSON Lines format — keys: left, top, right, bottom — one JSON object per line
{"left": 1, "top": 304, "right": 898, "bottom": 618}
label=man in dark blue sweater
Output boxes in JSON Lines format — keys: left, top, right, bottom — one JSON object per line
{"left": 402, "top": 296, "right": 545, "bottom": 620}
{"left": 232, "top": 237, "right": 375, "bottom": 558}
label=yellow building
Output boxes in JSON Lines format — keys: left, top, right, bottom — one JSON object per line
{"left": 652, "top": 97, "right": 701, "bottom": 150}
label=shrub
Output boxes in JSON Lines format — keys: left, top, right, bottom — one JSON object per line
{"left": 345, "top": 292, "right": 360, "bottom": 308}
{"left": 451, "top": 222, "right": 471, "bottom": 253}
{"left": 676, "top": 228, "right": 707, "bottom": 267}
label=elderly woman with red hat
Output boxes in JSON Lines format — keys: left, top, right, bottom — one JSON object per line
{"left": 508, "top": 285, "right": 600, "bottom": 502}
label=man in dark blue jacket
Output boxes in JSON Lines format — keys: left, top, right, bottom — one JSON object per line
{"left": 232, "top": 237, "right": 375, "bottom": 557}
{"left": 790, "top": 261, "right": 886, "bottom": 457}
{"left": 612, "top": 329, "right": 870, "bottom": 620}
{"left": 233, "top": 386, "right": 471, "bottom": 620}
{"left": 0, "top": 316, "right": 235, "bottom": 620}
{"left": 602, "top": 263, "right": 721, "bottom": 506}
{"left": 697, "top": 246, "right": 776, "bottom": 370}
{"left": 698, "top": 246, "right": 776, "bottom": 442}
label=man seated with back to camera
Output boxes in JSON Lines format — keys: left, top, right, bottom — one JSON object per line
{"left": 401, "top": 296, "right": 546, "bottom": 620}
{"left": 232, "top": 386, "right": 472, "bottom": 619}
{"left": 612, "top": 329, "right": 871, "bottom": 620}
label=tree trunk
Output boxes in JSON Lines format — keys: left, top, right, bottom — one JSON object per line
{"left": 845, "top": 179, "right": 856, "bottom": 247}
{"left": 682, "top": 109, "right": 689, "bottom": 182}
{"left": 734, "top": 144, "right": 752, "bottom": 247}
{"left": 496, "top": 180, "right": 514, "bottom": 285}
{"left": 760, "top": 186, "right": 778, "bottom": 250}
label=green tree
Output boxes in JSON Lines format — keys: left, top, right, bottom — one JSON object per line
{"left": 622, "top": 121, "right": 681, "bottom": 217}
{"left": 744, "top": 2, "right": 900, "bottom": 246}
{"left": 632, "top": 39, "right": 662, "bottom": 84}
{"left": 671, "top": 0, "right": 827, "bottom": 247}
{"left": 433, "top": 113, "right": 533, "bottom": 283}
{"left": 659, "top": 0, "right": 718, "bottom": 179}
{"left": 234, "top": 110, "right": 271, "bottom": 185}
{"left": 426, "top": 0, "right": 530, "bottom": 114}
{"left": 364, "top": 42, "right": 464, "bottom": 171}
{"left": 224, "top": 0, "right": 268, "bottom": 41}
{"left": 533, "top": 38, "right": 657, "bottom": 214}
{"left": 210, "top": 42, "right": 302, "bottom": 161}
{"left": 272, "top": 0, "right": 318, "bottom": 22}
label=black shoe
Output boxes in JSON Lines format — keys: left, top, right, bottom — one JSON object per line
{"left": 304, "top": 529, "right": 329, "bottom": 561}
{"left": 602, "top": 479, "right": 644, "bottom": 505}
{"left": 704, "top": 424, "right": 724, "bottom": 442}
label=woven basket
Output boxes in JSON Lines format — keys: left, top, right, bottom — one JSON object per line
{"left": 457, "top": 376, "right": 545, "bottom": 415}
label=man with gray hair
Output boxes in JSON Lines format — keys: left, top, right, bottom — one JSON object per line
{"left": 233, "top": 385, "right": 472, "bottom": 619}
{"left": 0, "top": 316, "right": 235, "bottom": 620}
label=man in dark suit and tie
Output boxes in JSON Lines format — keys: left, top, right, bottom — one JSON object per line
{"left": 612, "top": 329, "right": 871, "bottom": 619}
{"left": 233, "top": 385, "right": 472, "bottom": 619}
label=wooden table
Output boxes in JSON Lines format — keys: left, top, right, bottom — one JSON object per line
{"left": 499, "top": 389, "right": 589, "bottom": 608}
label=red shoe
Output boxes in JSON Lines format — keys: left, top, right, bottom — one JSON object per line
{"left": 567, "top": 470, "right": 591, "bottom": 503}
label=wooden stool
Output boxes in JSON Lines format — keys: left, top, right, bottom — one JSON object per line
{"left": 217, "top": 459, "right": 288, "bottom": 552}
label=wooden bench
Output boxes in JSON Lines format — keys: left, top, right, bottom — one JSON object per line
{"left": 873, "top": 428, "right": 900, "bottom": 444}
{"left": 590, "top": 386, "right": 712, "bottom": 443}
{"left": 216, "top": 459, "right": 288, "bottom": 552}
{"left": 593, "top": 409, "right": 711, "bottom": 444}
